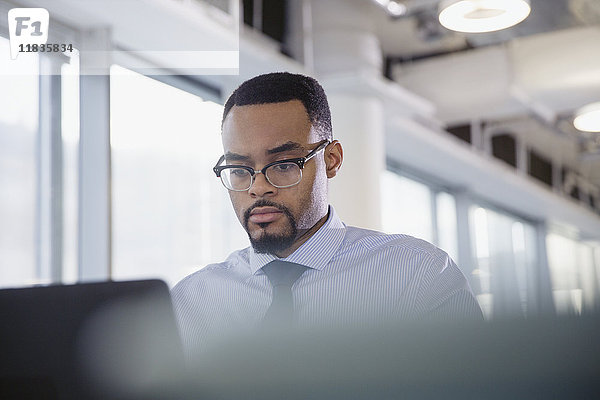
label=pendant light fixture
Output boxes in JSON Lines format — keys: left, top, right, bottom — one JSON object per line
{"left": 438, "top": 0, "right": 531, "bottom": 33}
{"left": 574, "top": 102, "right": 600, "bottom": 133}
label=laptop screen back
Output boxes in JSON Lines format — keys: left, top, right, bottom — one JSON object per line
{"left": 0, "top": 280, "right": 183, "bottom": 400}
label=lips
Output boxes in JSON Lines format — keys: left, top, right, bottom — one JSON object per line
{"left": 249, "top": 206, "right": 283, "bottom": 224}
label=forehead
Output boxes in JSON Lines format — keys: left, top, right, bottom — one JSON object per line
{"left": 221, "top": 100, "right": 316, "bottom": 152}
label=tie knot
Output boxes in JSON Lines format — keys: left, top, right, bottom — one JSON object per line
{"left": 261, "top": 260, "right": 308, "bottom": 287}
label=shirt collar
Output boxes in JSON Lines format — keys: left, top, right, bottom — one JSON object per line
{"left": 248, "top": 205, "right": 346, "bottom": 274}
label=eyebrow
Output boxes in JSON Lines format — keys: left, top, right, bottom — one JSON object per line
{"left": 224, "top": 141, "right": 306, "bottom": 162}
{"left": 266, "top": 141, "right": 305, "bottom": 155}
{"left": 224, "top": 152, "right": 251, "bottom": 162}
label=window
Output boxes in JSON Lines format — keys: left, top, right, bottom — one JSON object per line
{"left": 471, "top": 207, "right": 492, "bottom": 317}
{"left": 470, "top": 206, "right": 538, "bottom": 319}
{"left": 0, "top": 13, "right": 81, "bottom": 289}
{"left": 436, "top": 191, "right": 458, "bottom": 263}
{"left": 381, "top": 171, "right": 433, "bottom": 243}
{"left": 381, "top": 170, "right": 459, "bottom": 263}
{"left": 546, "top": 233, "right": 598, "bottom": 315}
{"left": 110, "top": 66, "right": 247, "bottom": 287}
{"left": 491, "top": 133, "right": 516, "bottom": 168}
{"left": 446, "top": 123, "right": 471, "bottom": 144}
{"left": 528, "top": 150, "right": 552, "bottom": 188}
{"left": 0, "top": 36, "right": 39, "bottom": 287}
{"left": 243, "top": 0, "right": 287, "bottom": 44}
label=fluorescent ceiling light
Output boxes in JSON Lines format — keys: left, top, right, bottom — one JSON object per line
{"left": 574, "top": 102, "right": 600, "bottom": 132}
{"left": 372, "top": 0, "right": 407, "bottom": 17}
{"left": 387, "top": 1, "right": 407, "bottom": 16}
{"left": 438, "top": 0, "right": 531, "bottom": 33}
{"left": 373, "top": 0, "right": 390, "bottom": 6}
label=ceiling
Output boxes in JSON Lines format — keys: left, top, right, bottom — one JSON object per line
{"left": 375, "top": 0, "right": 600, "bottom": 56}
{"left": 7, "top": 0, "right": 598, "bottom": 192}
{"left": 366, "top": 0, "right": 600, "bottom": 189}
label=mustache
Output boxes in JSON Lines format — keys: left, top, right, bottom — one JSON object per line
{"left": 243, "top": 200, "right": 294, "bottom": 227}
{"left": 244, "top": 199, "right": 287, "bottom": 221}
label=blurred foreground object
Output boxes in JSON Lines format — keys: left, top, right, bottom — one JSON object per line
{"left": 1, "top": 279, "right": 598, "bottom": 399}
{"left": 179, "top": 315, "right": 600, "bottom": 400}
{"left": 0, "top": 280, "right": 183, "bottom": 400}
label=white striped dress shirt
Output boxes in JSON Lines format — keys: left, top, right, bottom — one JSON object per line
{"left": 171, "top": 206, "right": 483, "bottom": 354}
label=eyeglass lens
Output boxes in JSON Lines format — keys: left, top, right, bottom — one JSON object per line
{"left": 221, "top": 162, "right": 302, "bottom": 190}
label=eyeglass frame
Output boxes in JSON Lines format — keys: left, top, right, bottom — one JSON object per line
{"left": 213, "top": 140, "right": 331, "bottom": 191}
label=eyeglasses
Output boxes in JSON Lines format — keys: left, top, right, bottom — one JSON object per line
{"left": 213, "top": 140, "right": 330, "bottom": 191}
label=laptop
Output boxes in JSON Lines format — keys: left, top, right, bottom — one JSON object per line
{"left": 0, "top": 280, "right": 184, "bottom": 400}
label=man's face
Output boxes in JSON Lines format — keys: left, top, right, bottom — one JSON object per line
{"left": 221, "top": 100, "right": 329, "bottom": 254}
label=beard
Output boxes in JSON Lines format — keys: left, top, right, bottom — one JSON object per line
{"left": 243, "top": 199, "right": 298, "bottom": 254}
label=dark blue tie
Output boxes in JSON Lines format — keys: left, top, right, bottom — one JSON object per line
{"left": 261, "top": 260, "right": 308, "bottom": 326}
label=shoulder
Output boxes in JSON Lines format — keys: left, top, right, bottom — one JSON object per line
{"left": 171, "top": 247, "right": 250, "bottom": 298}
{"left": 343, "top": 225, "right": 449, "bottom": 262}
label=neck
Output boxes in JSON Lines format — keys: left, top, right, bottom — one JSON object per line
{"left": 274, "top": 210, "right": 329, "bottom": 258}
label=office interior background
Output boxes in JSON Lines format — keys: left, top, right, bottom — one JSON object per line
{"left": 1, "top": 0, "right": 599, "bottom": 321}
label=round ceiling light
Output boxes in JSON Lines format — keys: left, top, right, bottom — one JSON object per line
{"left": 574, "top": 102, "right": 600, "bottom": 133}
{"left": 387, "top": 1, "right": 408, "bottom": 17}
{"left": 438, "top": 0, "right": 531, "bottom": 33}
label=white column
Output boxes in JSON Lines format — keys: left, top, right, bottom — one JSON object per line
{"left": 327, "top": 95, "right": 385, "bottom": 230}
{"left": 311, "top": 0, "right": 386, "bottom": 230}
{"left": 311, "top": 0, "right": 381, "bottom": 76}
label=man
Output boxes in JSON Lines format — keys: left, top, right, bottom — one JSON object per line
{"left": 172, "top": 72, "right": 482, "bottom": 354}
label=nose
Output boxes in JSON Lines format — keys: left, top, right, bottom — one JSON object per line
{"left": 248, "top": 171, "right": 276, "bottom": 198}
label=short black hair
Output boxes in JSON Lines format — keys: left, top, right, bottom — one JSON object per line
{"left": 222, "top": 72, "right": 333, "bottom": 141}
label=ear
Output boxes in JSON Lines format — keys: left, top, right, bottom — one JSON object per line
{"left": 324, "top": 140, "right": 343, "bottom": 178}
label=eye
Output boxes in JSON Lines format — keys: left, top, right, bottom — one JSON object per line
{"left": 272, "top": 163, "right": 295, "bottom": 172}
{"left": 230, "top": 168, "right": 250, "bottom": 176}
